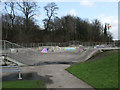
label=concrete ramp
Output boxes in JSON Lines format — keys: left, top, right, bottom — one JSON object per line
{"left": 80, "top": 49, "right": 100, "bottom": 61}
{"left": 7, "top": 50, "right": 39, "bottom": 65}
{"left": 71, "top": 49, "right": 99, "bottom": 62}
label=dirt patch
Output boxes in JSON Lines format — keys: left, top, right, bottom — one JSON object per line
{"left": 86, "top": 50, "right": 119, "bottom": 62}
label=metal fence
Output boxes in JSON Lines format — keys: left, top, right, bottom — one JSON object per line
{"left": 0, "top": 40, "right": 39, "bottom": 66}
{"left": 17, "top": 41, "right": 118, "bottom": 48}
{"left": 1, "top": 40, "right": 119, "bottom": 53}
{"left": 0, "top": 40, "right": 25, "bottom": 55}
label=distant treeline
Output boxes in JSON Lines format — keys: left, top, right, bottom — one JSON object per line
{"left": 2, "top": 2, "right": 113, "bottom": 43}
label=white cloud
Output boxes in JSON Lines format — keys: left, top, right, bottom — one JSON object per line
{"left": 80, "top": 0, "right": 95, "bottom": 7}
{"left": 64, "top": 9, "right": 77, "bottom": 16}
{"left": 68, "top": 9, "right": 77, "bottom": 16}
{"left": 95, "top": 14, "right": 118, "bottom": 40}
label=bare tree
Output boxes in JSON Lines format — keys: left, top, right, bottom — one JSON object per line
{"left": 44, "top": 2, "right": 58, "bottom": 31}
{"left": 2, "top": 14, "right": 10, "bottom": 39}
{"left": 4, "top": 2, "right": 16, "bottom": 29}
{"left": 17, "top": 1, "right": 40, "bottom": 32}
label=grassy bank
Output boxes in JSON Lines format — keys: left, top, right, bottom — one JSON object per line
{"left": 66, "top": 52, "right": 118, "bottom": 88}
{"left": 2, "top": 80, "right": 46, "bottom": 88}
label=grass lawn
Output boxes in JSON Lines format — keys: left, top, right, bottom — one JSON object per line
{"left": 66, "top": 52, "right": 119, "bottom": 88}
{"left": 2, "top": 80, "right": 46, "bottom": 88}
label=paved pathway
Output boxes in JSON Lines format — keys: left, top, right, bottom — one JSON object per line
{"left": 20, "top": 65, "right": 95, "bottom": 88}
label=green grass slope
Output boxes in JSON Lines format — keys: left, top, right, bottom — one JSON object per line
{"left": 66, "top": 52, "right": 118, "bottom": 88}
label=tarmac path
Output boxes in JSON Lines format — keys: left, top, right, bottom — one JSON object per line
{"left": 2, "top": 65, "right": 94, "bottom": 88}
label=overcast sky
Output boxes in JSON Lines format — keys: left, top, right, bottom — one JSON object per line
{"left": 2, "top": 0, "right": 119, "bottom": 40}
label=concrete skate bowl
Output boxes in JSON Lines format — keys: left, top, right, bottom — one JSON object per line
{"left": 7, "top": 48, "right": 99, "bottom": 66}
{"left": 1, "top": 40, "right": 106, "bottom": 66}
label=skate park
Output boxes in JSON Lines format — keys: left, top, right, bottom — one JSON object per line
{"left": 0, "top": 40, "right": 119, "bottom": 88}
{"left": 1, "top": 1, "right": 119, "bottom": 88}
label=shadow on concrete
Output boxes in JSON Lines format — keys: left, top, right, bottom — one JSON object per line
{"left": 34, "top": 61, "right": 75, "bottom": 66}
{"left": 2, "top": 72, "right": 53, "bottom": 84}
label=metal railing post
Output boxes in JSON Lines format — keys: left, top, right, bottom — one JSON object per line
{"left": 4, "top": 40, "right": 6, "bottom": 55}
